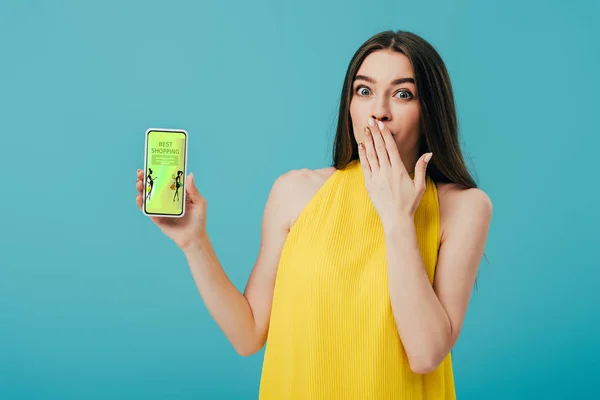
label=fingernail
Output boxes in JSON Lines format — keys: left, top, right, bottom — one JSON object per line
{"left": 364, "top": 126, "right": 371, "bottom": 135}
{"left": 368, "top": 118, "right": 375, "bottom": 127}
{"left": 425, "top": 152, "right": 433, "bottom": 162}
{"left": 377, "top": 121, "right": 384, "bottom": 130}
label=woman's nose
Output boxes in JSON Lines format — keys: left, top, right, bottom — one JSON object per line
{"left": 370, "top": 116, "right": 389, "bottom": 122}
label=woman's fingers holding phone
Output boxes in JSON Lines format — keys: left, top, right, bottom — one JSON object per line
{"left": 136, "top": 178, "right": 144, "bottom": 194}
{"left": 135, "top": 193, "right": 143, "bottom": 211}
{"left": 133, "top": 169, "right": 209, "bottom": 251}
{"left": 136, "top": 169, "right": 143, "bottom": 195}
{"left": 185, "top": 173, "right": 206, "bottom": 206}
{"left": 135, "top": 169, "right": 144, "bottom": 211}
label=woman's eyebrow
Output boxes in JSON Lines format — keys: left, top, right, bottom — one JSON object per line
{"left": 354, "top": 75, "right": 415, "bottom": 85}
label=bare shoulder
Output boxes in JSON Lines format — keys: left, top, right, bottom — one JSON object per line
{"left": 436, "top": 182, "right": 493, "bottom": 243}
{"left": 274, "top": 166, "right": 337, "bottom": 230}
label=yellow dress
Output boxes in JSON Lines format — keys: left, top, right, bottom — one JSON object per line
{"left": 258, "top": 159, "right": 456, "bottom": 399}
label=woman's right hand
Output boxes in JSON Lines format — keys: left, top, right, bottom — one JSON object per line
{"left": 135, "top": 169, "right": 208, "bottom": 251}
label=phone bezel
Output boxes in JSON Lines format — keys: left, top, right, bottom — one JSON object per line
{"left": 142, "top": 128, "right": 188, "bottom": 218}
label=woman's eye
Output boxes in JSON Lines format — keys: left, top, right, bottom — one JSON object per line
{"left": 356, "top": 86, "right": 370, "bottom": 96}
{"left": 396, "top": 90, "right": 413, "bottom": 99}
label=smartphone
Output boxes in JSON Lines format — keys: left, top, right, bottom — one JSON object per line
{"left": 142, "top": 128, "right": 188, "bottom": 218}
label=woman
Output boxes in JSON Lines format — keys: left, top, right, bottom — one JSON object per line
{"left": 135, "top": 30, "right": 492, "bottom": 399}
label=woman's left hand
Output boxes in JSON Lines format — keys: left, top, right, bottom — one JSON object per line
{"left": 357, "top": 118, "right": 433, "bottom": 231}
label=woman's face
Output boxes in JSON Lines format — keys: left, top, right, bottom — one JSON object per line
{"left": 349, "top": 50, "right": 421, "bottom": 162}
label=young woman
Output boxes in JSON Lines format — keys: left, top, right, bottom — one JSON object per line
{"left": 135, "top": 30, "right": 492, "bottom": 399}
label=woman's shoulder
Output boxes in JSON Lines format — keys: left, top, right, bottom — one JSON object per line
{"left": 436, "top": 181, "right": 493, "bottom": 243}
{"left": 278, "top": 166, "right": 336, "bottom": 190}
{"left": 275, "top": 166, "right": 337, "bottom": 230}
{"left": 436, "top": 181, "right": 491, "bottom": 209}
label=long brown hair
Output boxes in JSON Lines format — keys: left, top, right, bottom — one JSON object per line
{"left": 332, "top": 30, "right": 478, "bottom": 190}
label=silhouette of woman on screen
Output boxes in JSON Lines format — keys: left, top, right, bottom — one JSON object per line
{"left": 172, "top": 170, "right": 183, "bottom": 202}
{"left": 146, "top": 168, "right": 157, "bottom": 201}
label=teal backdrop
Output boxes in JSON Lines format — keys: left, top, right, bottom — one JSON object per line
{"left": 1, "top": 0, "right": 599, "bottom": 398}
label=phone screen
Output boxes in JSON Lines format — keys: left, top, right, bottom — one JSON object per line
{"left": 143, "top": 129, "right": 188, "bottom": 217}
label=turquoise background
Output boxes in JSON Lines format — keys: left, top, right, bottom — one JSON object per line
{"left": 1, "top": 0, "right": 599, "bottom": 399}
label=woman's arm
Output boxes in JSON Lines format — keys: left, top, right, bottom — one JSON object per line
{"left": 181, "top": 171, "right": 295, "bottom": 356}
{"left": 386, "top": 187, "right": 492, "bottom": 374}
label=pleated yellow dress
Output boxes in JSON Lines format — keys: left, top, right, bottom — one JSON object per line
{"left": 258, "top": 159, "right": 456, "bottom": 399}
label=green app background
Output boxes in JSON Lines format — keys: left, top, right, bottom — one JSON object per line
{"left": 145, "top": 130, "right": 186, "bottom": 215}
